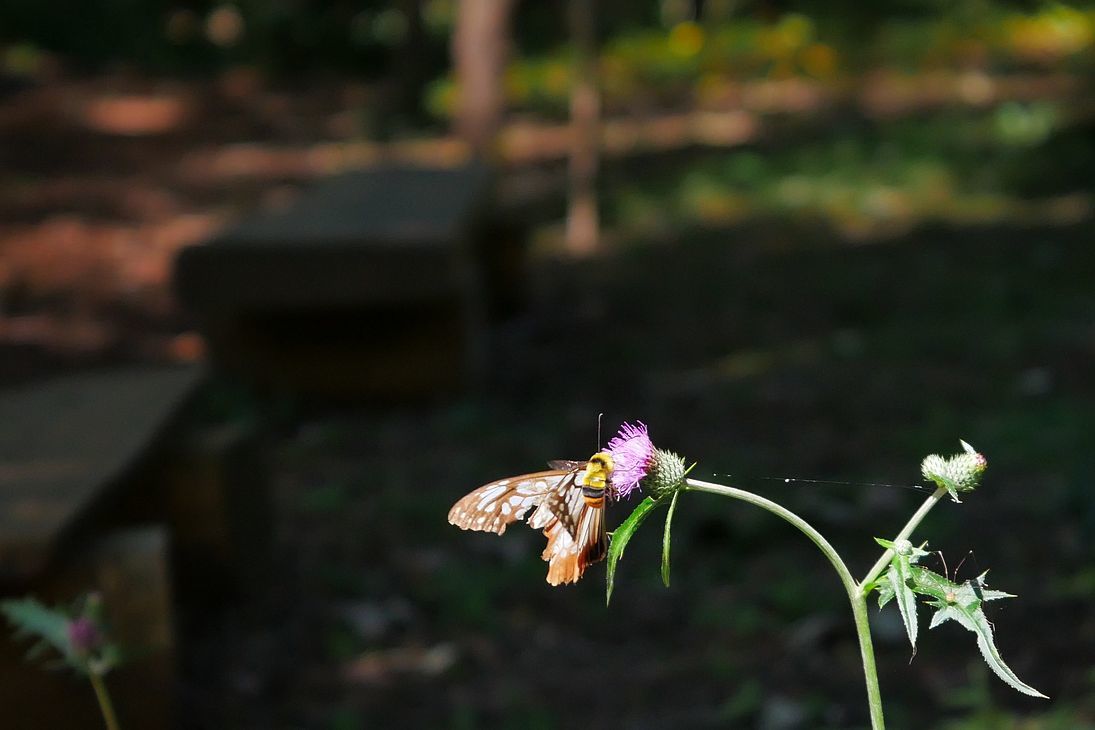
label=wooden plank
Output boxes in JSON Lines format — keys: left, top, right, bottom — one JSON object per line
{"left": 174, "top": 164, "right": 493, "bottom": 313}
{"left": 172, "top": 164, "right": 495, "bottom": 398}
{"left": 201, "top": 298, "right": 477, "bottom": 398}
{"left": 0, "top": 367, "right": 203, "bottom": 582}
{"left": 214, "top": 164, "right": 492, "bottom": 246}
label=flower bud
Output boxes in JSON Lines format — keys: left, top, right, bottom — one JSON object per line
{"left": 893, "top": 538, "right": 914, "bottom": 556}
{"left": 66, "top": 616, "right": 101, "bottom": 658}
{"left": 643, "top": 448, "right": 687, "bottom": 500}
{"left": 921, "top": 440, "right": 987, "bottom": 501}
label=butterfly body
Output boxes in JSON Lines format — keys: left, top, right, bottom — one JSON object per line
{"left": 448, "top": 452, "right": 614, "bottom": 585}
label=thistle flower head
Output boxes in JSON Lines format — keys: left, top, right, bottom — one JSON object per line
{"left": 645, "top": 448, "right": 688, "bottom": 500}
{"left": 921, "top": 439, "right": 987, "bottom": 502}
{"left": 66, "top": 616, "right": 101, "bottom": 657}
{"left": 606, "top": 422, "right": 655, "bottom": 499}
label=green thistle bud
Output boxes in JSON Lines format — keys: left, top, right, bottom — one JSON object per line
{"left": 921, "top": 440, "right": 987, "bottom": 502}
{"left": 643, "top": 448, "right": 687, "bottom": 500}
{"left": 893, "top": 538, "right": 914, "bottom": 557}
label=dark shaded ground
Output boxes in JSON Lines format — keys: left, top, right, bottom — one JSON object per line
{"left": 177, "top": 219, "right": 1095, "bottom": 729}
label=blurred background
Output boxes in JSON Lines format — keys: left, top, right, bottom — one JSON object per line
{"left": 0, "top": 0, "right": 1093, "bottom": 728}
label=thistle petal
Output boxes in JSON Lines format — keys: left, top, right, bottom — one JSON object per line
{"left": 607, "top": 422, "right": 655, "bottom": 499}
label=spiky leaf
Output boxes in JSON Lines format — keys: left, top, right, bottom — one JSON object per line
{"left": 606, "top": 496, "right": 664, "bottom": 605}
{"left": 871, "top": 538, "right": 930, "bottom": 611}
{"left": 928, "top": 598, "right": 1045, "bottom": 698}
{"left": 876, "top": 578, "right": 895, "bottom": 608}
{"left": 909, "top": 569, "right": 1045, "bottom": 698}
{"left": 886, "top": 555, "right": 919, "bottom": 648}
{"left": 1, "top": 598, "right": 75, "bottom": 666}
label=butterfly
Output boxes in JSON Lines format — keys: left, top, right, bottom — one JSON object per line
{"left": 447, "top": 452, "right": 614, "bottom": 585}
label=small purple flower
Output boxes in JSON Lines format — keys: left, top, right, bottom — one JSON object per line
{"left": 607, "top": 421, "right": 655, "bottom": 499}
{"left": 66, "top": 616, "right": 101, "bottom": 657}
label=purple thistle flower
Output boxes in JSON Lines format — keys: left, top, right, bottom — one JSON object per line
{"left": 66, "top": 616, "right": 101, "bottom": 657}
{"left": 607, "top": 421, "right": 655, "bottom": 499}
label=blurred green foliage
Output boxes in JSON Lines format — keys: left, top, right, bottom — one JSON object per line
{"left": 605, "top": 107, "right": 1094, "bottom": 236}
{"left": 5, "top": 1, "right": 1095, "bottom": 126}
{"left": 943, "top": 665, "right": 1095, "bottom": 729}
{"left": 427, "top": 3, "right": 1095, "bottom": 119}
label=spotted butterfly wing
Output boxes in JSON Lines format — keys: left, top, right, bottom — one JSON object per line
{"left": 548, "top": 460, "right": 586, "bottom": 471}
{"left": 447, "top": 469, "right": 579, "bottom": 536}
{"left": 448, "top": 460, "right": 609, "bottom": 585}
{"left": 538, "top": 492, "right": 607, "bottom": 586}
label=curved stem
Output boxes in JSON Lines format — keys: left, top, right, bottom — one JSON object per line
{"left": 684, "top": 478, "right": 885, "bottom": 730}
{"left": 859, "top": 486, "right": 947, "bottom": 593}
{"left": 88, "top": 671, "right": 121, "bottom": 730}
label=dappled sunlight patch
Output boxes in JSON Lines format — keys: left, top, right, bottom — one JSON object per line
{"left": 81, "top": 93, "right": 192, "bottom": 136}
{"left": 342, "top": 643, "right": 458, "bottom": 686}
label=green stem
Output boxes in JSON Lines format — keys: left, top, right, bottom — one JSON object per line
{"left": 684, "top": 478, "right": 885, "bottom": 730}
{"left": 849, "top": 590, "right": 882, "bottom": 727}
{"left": 88, "top": 671, "right": 121, "bottom": 730}
{"left": 859, "top": 486, "right": 947, "bottom": 593}
{"left": 662, "top": 488, "right": 681, "bottom": 586}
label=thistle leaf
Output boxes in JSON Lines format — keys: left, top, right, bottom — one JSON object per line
{"left": 661, "top": 489, "right": 681, "bottom": 588}
{"left": 0, "top": 597, "right": 73, "bottom": 664}
{"left": 928, "top": 599, "right": 1046, "bottom": 698}
{"left": 876, "top": 578, "right": 895, "bottom": 608}
{"left": 908, "top": 569, "right": 1046, "bottom": 698}
{"left": 965, "top": 571, "right": 1016, "bottom": 602}
{"left": 871, "top": 538, "right": 929, "bottom": 610}
{"left": 886, "top": 556, "right": 919, "bottom": 648}
{"left": 606, "top": 496, "right": 664, "bottom": 605}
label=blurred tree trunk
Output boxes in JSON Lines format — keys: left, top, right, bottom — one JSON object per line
{"left": 452, "top": 0, "right": 515, "bottom": 156}
{"left": 566, "top": 0, "right": 600, "bottom": 255}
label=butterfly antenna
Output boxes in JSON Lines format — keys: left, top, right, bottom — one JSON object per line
{"left": 935, "top": 550, "right": 949, "bottom": 581}
{"left": 597, "top": 412, "right": 604, "bottom": 451}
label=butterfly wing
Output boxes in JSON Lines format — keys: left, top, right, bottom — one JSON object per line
{"left": 449, "top": 462, "right": 607, "bottom": 585}
{"left": 527, "top": 467, "right": 583, "bottom": 537}
{"left": 548, "top": 460, "right": 585, "bottom": 471}
{"left": 448, "top": 470, "right": 571, "bottom": 535}
{"left": 540, "top": 502, "right": 608, "bottom": 586}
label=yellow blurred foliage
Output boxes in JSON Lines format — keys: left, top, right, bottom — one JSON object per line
{"left": 800, "top": 43, "right": 838, "bottom": 79}
{"left": 668, "top": 22, "right": 705, "bottom": 58}
{"left": 1004, "top": 6, "right": 1094, "bottom": 63}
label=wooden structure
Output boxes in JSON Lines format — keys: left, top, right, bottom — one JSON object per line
{"left": 0, "top": 368, "right": 201, "bottom": 582}
{"left": 0, "top": 367, "right": 263, "bottom": 728}
{"left": 174, "top": 163, "right": 517, "bottom": 399}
